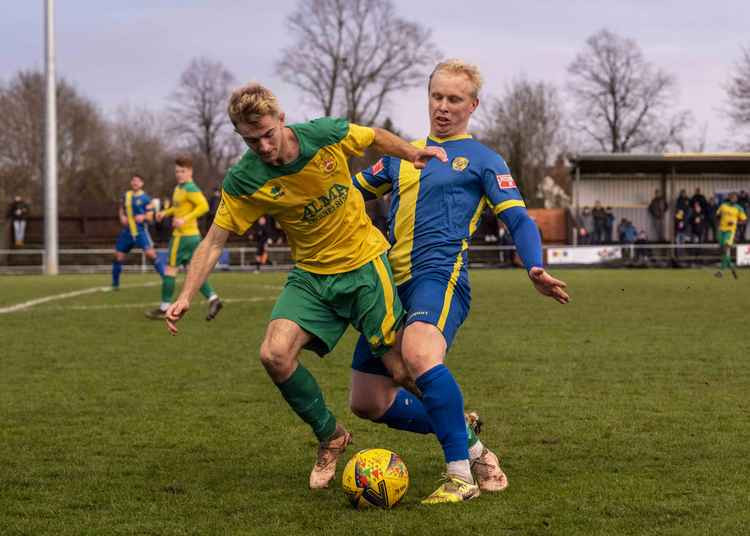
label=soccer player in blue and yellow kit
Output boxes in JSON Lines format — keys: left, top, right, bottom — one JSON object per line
{"left": 161, "top": 83, "right": 447, "bottom": 490}
{"left": 349, "top": 59, "right": 569, "bottom": 504}
{"left": 145, "top": 155, "right": 223, "bottom": 321}
{"left": 714, "top": 192, "right": 747, "bottom": 279}
{"left": 112, "top": 174, "right": 165, "bottom": 289}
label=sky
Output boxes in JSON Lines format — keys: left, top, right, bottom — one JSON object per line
{"left": 2, "top": 0, "right": 749, "bottom": 150}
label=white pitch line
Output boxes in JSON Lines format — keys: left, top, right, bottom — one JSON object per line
{"left": 40, "top": 297, "right": 276, "bottom": 311}
{"left": 0, "top": 281, "right": 160, "bottom": 314}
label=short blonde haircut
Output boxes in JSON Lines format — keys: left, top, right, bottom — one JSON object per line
{"left": 428, "top": 59, "right": 483, "bottom": 99}
{"left": 228, "top": 83, "right": 281, "bottom": 126}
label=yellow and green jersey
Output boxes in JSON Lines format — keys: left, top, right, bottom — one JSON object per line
{"left": 214, "top": 117, "right": 389, "bottom": 275}
{"left": 162, "top": 181, "right": 209, "bottom": 237}
{"left": 717, "top": 201, "right": 747, "bottom": 233}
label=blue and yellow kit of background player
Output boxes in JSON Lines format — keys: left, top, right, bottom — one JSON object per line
{"left": 351, "top": 133, "right": 542, "bottom": 375}
{"left": 115, "top": 189, "right": 154, "bottom": 253}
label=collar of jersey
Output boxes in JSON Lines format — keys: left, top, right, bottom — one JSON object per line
{"left": 130, "top": 189, "right": 144, "bottom": 195}
{"left": 428, "top": 133, "right": 473, "bottom": 144}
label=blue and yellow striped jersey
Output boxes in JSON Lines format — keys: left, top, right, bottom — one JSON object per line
{"left": 353, "top": 134, "right": 528, "bottom": 285}
{"left": 122, "top": 189, "right": 152, "bottom": 238}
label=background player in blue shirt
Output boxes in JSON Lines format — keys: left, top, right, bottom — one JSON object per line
{"left": 349, "top": 59, "right": 569, "bottom": 504}
{"left": 112, "top": 174, "right": 165, "bottom": 289}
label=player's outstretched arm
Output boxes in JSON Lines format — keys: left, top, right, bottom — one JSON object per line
{"left": 371, "top": 127, "right": 447, "bottom": 169}
{"left": 165, "top": 224, "right": 229, "bottom": 334}
{"left": 500, "top": 206, "right": 569, "bottom": 304}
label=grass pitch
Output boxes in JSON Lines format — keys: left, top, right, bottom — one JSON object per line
{"left": 1, "top": 269, "right": 749, "bottom": 535}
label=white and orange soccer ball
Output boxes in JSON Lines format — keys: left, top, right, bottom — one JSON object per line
{"left": 342, "top": 448, "right": 409, "bottom": 509}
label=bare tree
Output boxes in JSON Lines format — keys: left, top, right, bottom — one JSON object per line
{"left": 276, "top": 0, "right": 440, "bottom": 124}
{"left": 169, "top": 57, "right": 238, "bottom": 180}
{"left": 726, "top": 45, "right": 750, "bottom": 143}
{"left": 110, "top": 107, "right": 175, "bottom": 199}
{"left": 0, "top": 71, "right": 112, "bottom": 214}
{"left": 480, "top": 78, "right": 564, "bottom": 200}
{"left": 567, "top": 29, "right": 692, "bottom": 153}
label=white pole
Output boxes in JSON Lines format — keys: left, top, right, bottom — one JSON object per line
{"left": 44, "top": 0, "right": 59, "bottom": 275}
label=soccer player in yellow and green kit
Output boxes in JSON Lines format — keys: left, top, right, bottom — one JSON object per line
{"left": 714, "top": 192, "right": 747, "bottom": 279}
{"left": 162, "top": 82, "right": 447, "bottom": 490}
{"left": 145, "top": 155, "right": 223, "bottom": 320}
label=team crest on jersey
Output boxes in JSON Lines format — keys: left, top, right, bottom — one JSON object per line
{"left": 496, "top": 174, "right": 517, "bottom": 189}
{"left": 316, "top": 148, "right": 338, "bottom": 174}
{"left": 451, "top": 157, "right": 469, "bottom": 171}
{"left": 269, "top": 185, "right": 285, "bottom": 199}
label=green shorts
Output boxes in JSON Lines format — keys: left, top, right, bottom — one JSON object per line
{"left": 271, "top": 253, "right": 404, "bottom": 358}
{"left": 718, "top": 230, "right": 735, "bottom": 247}
{"left": 167, "top": 234, "right": 201, "bottom": 267}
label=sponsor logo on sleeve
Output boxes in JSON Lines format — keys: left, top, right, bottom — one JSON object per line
{"left": 371, "top": 158, "right": 385, "bottom": 175}
{"left": 496, "top": 174, "right": 517, "bottom": 189}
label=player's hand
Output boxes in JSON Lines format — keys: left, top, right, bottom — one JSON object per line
{"left": 528, "top": 267, "right": 569, "bottom": 304}
{"left": 155, "top": 211, "right": 165, "bottom": 222}
{"left": 412, "top": 146, "right": 448, "bottom": 169}
{"left": 165, "top": 298, "right": 190, "bottom": 335}
{"left": 172, "top": 217, "right": 185, "bottom": 229}
{"left": 119, "top": 215, "right": 128, "bottom": 226}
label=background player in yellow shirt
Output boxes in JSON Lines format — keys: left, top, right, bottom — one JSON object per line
{"left": 145, "top": 155, "right": 223, "bottom": 320}
{"left": 715, "top": 192, "right": 747, "bottom": 279}
{"left": 162, "top": 83, "right": 446, "bottom": 489}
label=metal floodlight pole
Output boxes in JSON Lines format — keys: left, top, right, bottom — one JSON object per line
{"left": 44, "top": 0, "right": 59, "bottom": 275}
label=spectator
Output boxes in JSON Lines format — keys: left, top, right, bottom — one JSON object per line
{"left": 497, "top": 221, "right": 513, "bottom": 264}
{"left": 619, "top": 219, "right": 638, "bottom": 244}
{"left": 635, "top": 230, "right": 651, "bottom": 262}
{"left": 737, "top": 190, "right": 749, "bottom": 243}
{"left": 477, "top": 205, "right": 499, "bottom": 243}
{"left": 605, "top": 206, "right": 616, "bottom": 244}
{"left": 577, "top": 206, "right": 592, "bottom": 244}
{"left": 705, "top": 196, "right": 718, "bottom": 242}
{"left": 155, "top": 197, "right": 172, "bottom": 244}
{"left": 648, "top": 189, "right": 668, "bottom": 242}
{"left": 675, "top": 189, "right": 691, "bottom": 215}
{"left": 690, "top": 187, "right": 708, "bottom": 215}
{"left": 688, "top": 202, "right": 706, "bottom": 243}
{"left": 592, "top": 201, "right": 607, "bottom": 244}
{"left": 7, "top": 195, "right": 30, "bottom": 247}
{"left": 674, "top": 207, "right": 689, "bottom": 244}
{"left": 251, "top": 215, "right": 272, "bottom": 271}
{"left": 617, "top": 218, "right": 628, "bottom": 243}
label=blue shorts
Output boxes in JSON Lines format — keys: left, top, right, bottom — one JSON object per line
{"left": 115, "top": 228, "right": 153, "bottom": 253}
{"left": 351, "top": 270, "right": 471, "bottom": 377}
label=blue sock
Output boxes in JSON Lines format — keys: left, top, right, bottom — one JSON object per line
{"left": 415, "top": 364, "right": 468, "bottom": 463}
{"left": 152, "top": 257, "right": 165, "bottom": 277}
{"left": 111, "top": 260, "right": 122, "bottom": 287}
{"left": 376, "top": 389, "right": 433, "bottom": 434}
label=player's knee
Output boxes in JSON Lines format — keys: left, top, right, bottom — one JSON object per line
{"left": 349, "top": 397, "right": 385, "bottom": 421}
{"left": 258, "top": 339, "right": 294, "bottom": 375}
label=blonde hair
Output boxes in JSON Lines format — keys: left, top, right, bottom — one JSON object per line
{"left": 429, "top": 59, "right": 483, "bottom": 99}
{"left": 228, "top": 83, "right": 281, "bottom": 126}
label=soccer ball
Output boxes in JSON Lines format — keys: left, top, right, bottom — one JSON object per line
{"left": 342, "top": 448, "right": 409, "bottom": 509}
